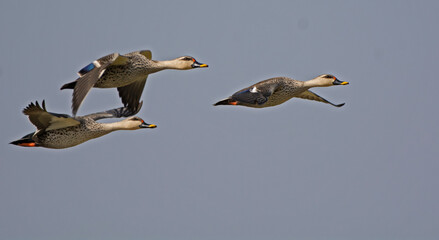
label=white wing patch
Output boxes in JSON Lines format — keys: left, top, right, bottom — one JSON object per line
{"left": 250, "top": 86, "right": 259, "bottom": 93}
{"left": 93, "top": 60, "right": 102, "bottom": 68}
{"left": 98, "top": 69, "right": 106, "bottom": 79}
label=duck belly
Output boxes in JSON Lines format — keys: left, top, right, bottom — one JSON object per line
{"left": 262, "top": 94, "right": 294, "bottom": 107}
{"left": 261, "top": 86, "right": 305, "bottom": 107}
{"left": 37, "top": 128, "right": 108, "bottom": 149}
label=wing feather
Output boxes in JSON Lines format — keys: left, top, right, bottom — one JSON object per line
{"left": 71, "top": 53, "right": 130, "bottom": 115}
{"left": 296, "top": 90, "right": 345, "bottom": 107}
{"left": 84, "top": 101, "right": 143, "bottom": 121}
{"left": 23, "top": 101, "right": 80, "bottom": 132}
{"left": 117, "top": 77, "right": 148, "bottom": 111}
{"left": 139, "top": 50, "right": 152, "bottom": 59}
{"left": 231, "top": 81, "right": 279, "bottom": 105}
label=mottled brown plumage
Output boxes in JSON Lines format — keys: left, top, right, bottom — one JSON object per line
{"left": 10, "top": 100, "right": 156, "bottom": 149}
{"left": 214, "top": 74, "right": 349, "bottom": 108}
{"left": 61, "top": 50, "right": 208, "bottom": 116}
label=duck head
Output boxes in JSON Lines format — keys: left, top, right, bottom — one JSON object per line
{"left": 123, "top": 117, "right": 157, "bottom": 130}
{"left": 315, "top": 74, "right": 349, "bottom": 86}
{"left": 171, "top": 56, "right": 209, "bottom": 69}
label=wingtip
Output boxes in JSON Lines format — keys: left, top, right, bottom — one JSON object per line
{"left": 335, "top": 103, "right": 345, "bottom": 107}
{"left": 71, "top": 95, "right": 79, "bottom": 117}
{"left": 71, "top": 106, "right": 78, "bottom": 117}
{"left": 23, "top": 100, "right": 45, "bottom": 114}
{"left": 60, "top": 81, "right": 76, "bottom": 90}
{"left": 137, "top": 100, "right": 144, "bottom": 113}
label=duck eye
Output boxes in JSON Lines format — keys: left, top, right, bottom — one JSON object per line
{"left": 181, "top": 57, "right": 192, "bottom": 61}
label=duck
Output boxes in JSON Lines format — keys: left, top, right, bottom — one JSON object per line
{"left": 10, "top": 100, "right": 156, "bottom": 149}
{"left": 60, "top": 50, "right": 208, "bottom": 116}
{"left": 214, "top": 74, "right": 349, "bottom": 108}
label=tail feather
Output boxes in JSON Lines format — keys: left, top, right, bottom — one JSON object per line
{"left": 10, "top": 133, "right": 39, "bottom": 147}
{"left": 213, "top": 98, "right": 236, "bottom": 106}
{"left": 60, "top": 81, "right": 76, "bottom": 90}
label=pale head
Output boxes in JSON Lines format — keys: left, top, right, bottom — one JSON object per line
{"left": 120, "top": 116, "right": 157, "bottom": 130}
{"left": 169, "top": 56, "right": 209, "bottom": 70}
{"left": 314, "top": 74, "right": 349, "bottom": 87}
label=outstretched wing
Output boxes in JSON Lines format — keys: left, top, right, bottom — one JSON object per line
{"left": 72, "top": 53, "right": 129, "bottom": 116}
{"left": 231, "top": 81, "right": 279, "bottom": 105}
{"left": 296, "top": 90, "right": 345, "bottom": 107}
{"left": 117, "top": 76, "right": 148, "bottom": 112}
{"left": 23, "top": 100, "right": 80, "bottom": 132}
{"left": 116, "top": 50, "right": 152, "bottom": 112}
{"left": 84, "top": 101, "right": 144, "bottom": 121}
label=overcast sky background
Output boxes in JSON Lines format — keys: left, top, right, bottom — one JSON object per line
{"left": 1, "top": 1, "right": 438, "bottom": 240}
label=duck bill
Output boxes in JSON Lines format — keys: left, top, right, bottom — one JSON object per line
{"left": 333, "top": 79, "right": 349, "bottom": 85}
{"left": 139, "top": 122, "right": 157, "bottom": 128}
{"left": 191, "top": 60, "right": 208, "bottom": 68}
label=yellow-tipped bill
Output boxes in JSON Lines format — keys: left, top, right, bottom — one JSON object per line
{"left": 333, "top": 78, "right": 349, "bottom": 85}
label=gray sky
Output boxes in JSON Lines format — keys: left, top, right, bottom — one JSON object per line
{"left": 1, "top": 1, "right": 438, "bottom": 239}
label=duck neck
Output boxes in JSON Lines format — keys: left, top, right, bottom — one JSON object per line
{"left": 302, "top": 78, "right": 329, "bottom": 88}
{"left": 100, "top": 121, "right": 130, "bottom": 132}
{"left": 150, "top": 60, "right": 180, "bottom": 73}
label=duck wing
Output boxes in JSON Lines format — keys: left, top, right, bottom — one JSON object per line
{"left": 117, "top": 76, "right": 148, "bottom": 112}
{"left": 296, "top": 90, "right": 345, "bottom": 107}
{"left": 23, "top": 100, "right": 80, "bottom": 132}
{"left": 138, "top": 50, "right": 152, "bottom": 59}
{"left": 84, "top": 101, "right": 143, "bottom": 121}
{"left": 71, "top": 53, "right": 129, "bottom": 116}
{"left": 116, "top": 50, "right": 152, "bottom": 111}
{"left": 231, "top": 81, "right": 279, "bottom": 105}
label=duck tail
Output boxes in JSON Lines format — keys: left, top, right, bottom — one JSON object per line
{"left": 10, "top": 133, "right": 39, "bottom": 147}
{"left": 60, "top": 81, "right": 76, "bottom": 90}
{"left": 213, "top": 98, "right": 238, "bottom": 106}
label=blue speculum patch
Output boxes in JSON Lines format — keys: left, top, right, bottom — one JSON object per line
{"left": 236, "top": 89, "right": 250, "bottom": 94}
{"left": 78, "top": 63, "right": 95, "bottom": 75}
